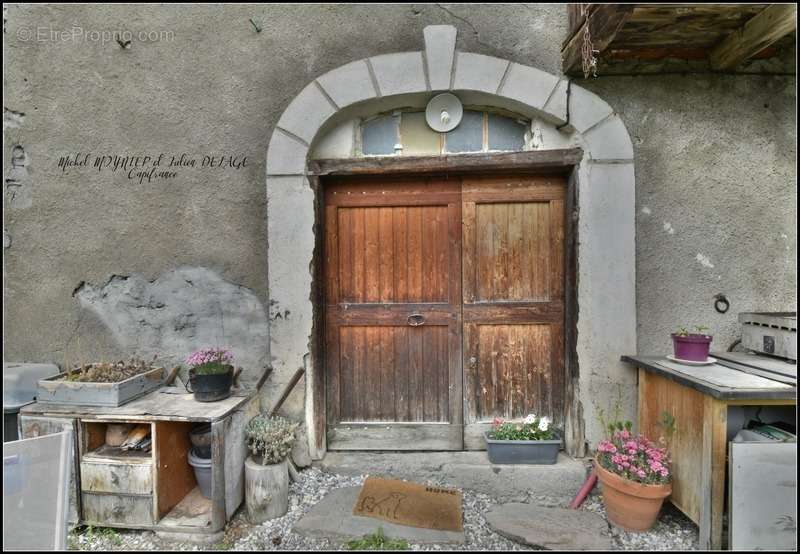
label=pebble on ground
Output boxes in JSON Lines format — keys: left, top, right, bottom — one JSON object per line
{"left": 68, "top": 467, "right": 699, "bottom": 551}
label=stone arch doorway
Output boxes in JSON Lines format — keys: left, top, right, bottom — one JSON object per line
{"left": 266, "top": 25, "right": 636, "bottom": 461}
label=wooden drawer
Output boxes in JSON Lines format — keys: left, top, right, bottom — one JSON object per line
{"left": 82, "top": 492, "right": 154, "bottom": 526}
{"left": 80, "top": 456, "right": 153, "bottom": 495}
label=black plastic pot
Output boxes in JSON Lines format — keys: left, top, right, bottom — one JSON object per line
{"left": 188, "top": 366, "right": 233, "bottom": 402}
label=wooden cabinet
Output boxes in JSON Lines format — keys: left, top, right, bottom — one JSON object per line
{"left": 19, "top": 390, "right": 259, "bottom": 538}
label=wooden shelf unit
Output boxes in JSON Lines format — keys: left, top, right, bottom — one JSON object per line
{"left": 19, "top": 390, "right": 259, "bottom": 537}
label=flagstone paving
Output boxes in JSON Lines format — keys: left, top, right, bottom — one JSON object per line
{"left": 67, "top": 466, "right": 699, "bottom": 551}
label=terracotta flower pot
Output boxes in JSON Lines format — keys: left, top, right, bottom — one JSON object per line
{"left": 595, "top": 461, "right": 672, "bottom": 532}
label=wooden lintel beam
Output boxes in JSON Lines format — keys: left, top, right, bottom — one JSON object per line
{"left": 561, "top": 4, "right": 634, "bottom": 75}
{"left": 710, "top": 4, "right": 797, "bottom": 70}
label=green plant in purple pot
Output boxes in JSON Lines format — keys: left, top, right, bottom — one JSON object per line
{"left": 671, "top": 326, "right": 713, "bottom": 362}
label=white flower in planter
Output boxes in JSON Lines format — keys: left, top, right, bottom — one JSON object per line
{"left": 523, "top": 413, "right": 537, "bottom": 425}
{"left": 538, "top": 416, "right": 551, "bottom": 432}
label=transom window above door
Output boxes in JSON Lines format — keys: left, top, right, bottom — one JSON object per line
{"left": 360, "top": 109, "right": 529, "bottom": 156}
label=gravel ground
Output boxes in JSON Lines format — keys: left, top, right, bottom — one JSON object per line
{"left": 68, "top": 467, "right": 699, "bottom": 551}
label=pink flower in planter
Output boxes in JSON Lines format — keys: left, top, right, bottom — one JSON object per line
{"left": 595, "top": 428, "right": 672, "bottom": 485}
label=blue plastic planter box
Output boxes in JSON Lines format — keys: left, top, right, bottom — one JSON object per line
{"left": 484, "top": 431, "right": 562, "bottom": 464}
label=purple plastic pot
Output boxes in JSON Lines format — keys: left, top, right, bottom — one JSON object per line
{"left": 671, "top": 333, "right": 713, "bottom": 361}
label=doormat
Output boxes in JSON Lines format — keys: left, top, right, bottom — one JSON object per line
{"left": 353, "top": 477, "right": 463, "bottom": 532}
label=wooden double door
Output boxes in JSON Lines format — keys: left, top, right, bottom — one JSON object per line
{"left": 323, "top": 174, "right": 566, "bottom": 450}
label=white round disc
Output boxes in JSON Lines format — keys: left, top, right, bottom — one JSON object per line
{"left": 425, "top": 93, "right": 463, "bottom": 132}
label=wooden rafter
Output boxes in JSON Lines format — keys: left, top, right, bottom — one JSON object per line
{"left": 709, "top": 4, "right": 797, "bottom": 70}
{"left": 561, "top": 4, "right": 634, "bottom": 75}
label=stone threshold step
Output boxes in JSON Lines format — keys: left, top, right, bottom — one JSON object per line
{"left": 315, "top": 451, "right": 589, "bottom": 501}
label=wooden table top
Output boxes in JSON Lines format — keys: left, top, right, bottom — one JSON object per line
{"left": 622, "top": 354, "right": 796, "bottom": 401}
{"left": 20, "top": 387, "right": 257, "bottom": 422}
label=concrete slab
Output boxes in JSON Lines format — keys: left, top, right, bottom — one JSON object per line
{"left": 315, "top": 451, "right": 588, "bottom": 501}
{"left": 292, "top": 486, "right": 465, "bottom": 544}
{"left": 486, "top": 503, "right": 613, "bottom": 550}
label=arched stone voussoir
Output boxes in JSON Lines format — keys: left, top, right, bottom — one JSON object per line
{"left": 266, "top": 127, "right": 309, "bottom": 176}
{"left": 583, "top": 114, "right": 634, "bottom": 161}
{"left": 566, "top": 84, "right": 615, "bottom": 135}
{"left": 499, "top": 63, "right": 561, "bottom": 116}
{"left": 276, "top": 81, "right": 338, "bottom": 145}
{"left": 452, "top": 52, "right": 509, "bottom": 94}
{"left": 368, "top": 52, "right": 427, "bottom": 97}
{"left": 316, "top": 59, "right": 379, "bottom": 110}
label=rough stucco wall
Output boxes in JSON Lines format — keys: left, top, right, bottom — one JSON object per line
{"left": 2, "top": 2, "right": 569, "bottom": 416}
{"left": 4, "top": 4, "right": 796, "bottom": 448}
{"left": 583, "top": 75, "right": 797, "bottom": 358}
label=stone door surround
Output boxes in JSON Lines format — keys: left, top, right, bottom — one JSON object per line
{"left": 266, "top": 25, "right": 636, "bottom": 460}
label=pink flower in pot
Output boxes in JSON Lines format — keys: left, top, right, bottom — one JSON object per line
{"left": 671, "top": 326, "right": 713, "bottom": 362}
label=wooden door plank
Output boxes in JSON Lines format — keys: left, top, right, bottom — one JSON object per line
{"left": 364, "top": 208, "right": 380, "bottom": 302}
{"left": 422, "top": 326, "right": 439, "bottom": 421}
{"left": 394, "top": 327, "right": 410, "bottom": 422}
{"left": 351, "top": 208, "right": 366, "bottom": 303}
{"left": 507, "top": 203, "right": 525, "bottom": 300}
{"left": 492, "top": 204, "right": 510, "bottom": 301}
{"left": 326, "top": 324, "right": 341, "bottom": 423}
{"left": 434, "top": 205, "right": 449, "bottom": 302}
{"left": 479, "top": 326, "right": 495, "bottom": 417}
{"left": 379, "top": 327, "right": 396, "bottom": 421}
{"left": 339, "top": 327, "right": 354, "bottom": 421}
{"left": 448, "top": 320, "right": 464, "bottom": 428}
{"left": 393, "top": 207, "right": 408, "bottom": 303}
{"left": 365, "top": 327, "right": 381, "bottom": 420}
{"left": 447, "top": 201, "right": 462, "bottom": 307}
{"left": 551, "top": 199, "right": 565, "bottom": 299}
{"left": 325, "top": 205, "right": 340, "bottom": 305}
{"left": 409, "top": 327, "right": 425, "bottom": 422}
{"left": 476, "top": 204, "right": 495, "bottom": 302}
{"left": 437, "top": 326, "right": 450, "bottom": 422}
{"left": 353, "top": 327, "right": 367, "bottom": 420}
{"left": 462, "top": 202, "right": 477, "bottom": 303}
{"left": 378, "top": 207, "right": 394, "bottom": 303}
{"left": 338, "top": 208, "right": 353, "bottom": 302}
{"left": 407, "top": 206, "right": 423, "bottom": 302}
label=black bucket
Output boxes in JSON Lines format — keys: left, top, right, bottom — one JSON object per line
{"left": 188, "top": 368, "right": 233, "bottom": 402}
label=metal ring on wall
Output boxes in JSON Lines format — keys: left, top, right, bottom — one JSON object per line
{"left": 714, "top": 294, "right": 730, "bottom": 314}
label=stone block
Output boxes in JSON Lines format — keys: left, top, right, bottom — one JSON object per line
{"left": 500, "top": 63, "right": 560, "bottom": 112}
{"left": 266, "top": 129, "right": 309, "bottom": 175}
{"left": 266, "top": 175, "right": 315, "bottom": 379}
{"left": 369, "top": 52, "right": 426, "bottom": 96}
{"left": 277, "top": 82, "right": 337, "bottom": 144}
{"left": 316, "top": 451, "right": 587, "bottom": 501}
{"left": 452, "top": 52, "right": 508, "bottom": 94}
{"left": 584, "top": 114, "right": 634, "bottom": 160}
{"left": 541, "top": 78, "right": 569, "bottom": 125}
{"left": 486, "top": 503, "right": 613, "bottom": 550}
{"left": 423, "top": 25, "right": 457, "bottom": 90}
{"left": 317, "top": 60, "right": 377, "bottom": 108}
{"left": 310, "top": 119, "right": 356, "bottom": 159}
{"left": 568, "top": 84, "right": 614, "bottom": 134}
{"left": 293, "top": 486, "right": 465, "bottom": 544}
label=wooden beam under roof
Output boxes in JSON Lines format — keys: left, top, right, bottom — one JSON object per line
{"left": 561, "top": 4, "right": 634, "bottom": 75}
{"left": 709, "top": 3, "right": 797, "bottom": 70}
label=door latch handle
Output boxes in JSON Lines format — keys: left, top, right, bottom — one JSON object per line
{"left": 468, "top": 356, "right": 477, "bottom": 369}
{"left": 407, "top": 313, "right": 425, "bottom": 326}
